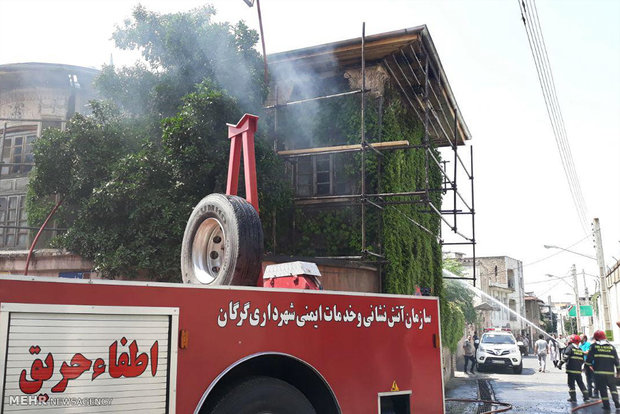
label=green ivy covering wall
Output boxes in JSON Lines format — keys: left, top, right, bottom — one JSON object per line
{"left": 441, "top": 302, "right": 466, "bottom": 352}
{"left": 270, "top": 80, "right": 459, "bottom": 347}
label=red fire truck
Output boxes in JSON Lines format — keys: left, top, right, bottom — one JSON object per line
{"left": 0, "top": 115, "right": 444, "bottom": 413}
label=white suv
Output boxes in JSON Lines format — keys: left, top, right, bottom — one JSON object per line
{"left": 476, "top": 330, "right": 523, "bottom": 374}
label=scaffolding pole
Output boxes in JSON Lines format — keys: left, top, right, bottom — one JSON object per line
{"left": 265, "top": 32, "right": 477, "bottom": 285}
{"left": 361, "top": 22, "right": 367, "bottom": 253}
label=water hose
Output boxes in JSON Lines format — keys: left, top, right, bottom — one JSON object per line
{"left": 571, "top": 399, "right": 602, "bottom": 412}
{"left": 445, "top": 398, "right": 513, "bottom": 413}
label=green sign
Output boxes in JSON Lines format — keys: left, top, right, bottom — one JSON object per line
{"left": 605, "top": 329, "right": 614, "bottom": 342}
{"left": 568, "top": 305, "right": 593, "bottom": 317}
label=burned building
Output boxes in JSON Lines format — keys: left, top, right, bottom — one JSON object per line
{"left": 264, "top": 26, "right": 475, "bottom": 294}
{"left": 0, "top": 63, "right": 98, "bottom": 276}
{"left": 0, "top": 27, "right": 475, "bottom": 289}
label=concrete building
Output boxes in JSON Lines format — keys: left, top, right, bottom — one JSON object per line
{"left": 604, "top": 259, "right": 620, "bottom": 343}
{"left": 458, "top": 255, "right": 527, "bottom": 334}
{"left": 524, "top": 292, "right": 545, "bottom": 348}
{"left": 0, "top": 63, "right": 98, "bottom": 276}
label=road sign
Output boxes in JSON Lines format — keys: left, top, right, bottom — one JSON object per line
{"left": 605, "top": 329, "right": 614, "bottom": 342}
{"left": 568, "top": 305, "right": 593, "bottom": 317}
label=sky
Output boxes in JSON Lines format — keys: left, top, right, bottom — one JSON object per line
{"left": 1, "top": 0, "right": 619, "bottom": 302}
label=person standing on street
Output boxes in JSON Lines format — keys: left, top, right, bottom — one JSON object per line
{"left": 535, "top": 334, "right": 549, "bottom": 372}
{"left": 473, "top": 331, "right": 480, "bottom": 353}
{"left": 463, "top": 336, "right": 476, "bottom": 374}
{"left": 522, "top": 335, "right": 530, "bottom": 356}
{"left": 563, "top": 334, "right": 590, "bottom": 403}
{"left": 579, "top": 334, "right": 597, "bottom": 399}
{"left": 586, "top": 330, "right": 619, "bottom": 411}
{"left": 549, "top": 335, "right": 560, "bottom": 368}
{"left": 558, "top": 334, "right": 568, "bottom": 360}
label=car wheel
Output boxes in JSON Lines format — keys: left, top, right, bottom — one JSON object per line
{"left": 210, "top": 376, "right": 316, "bottom": 414}
{"left": 513, "top": 362, "right": 523, "bottom": 374}
{"left": 181, "top": 194, "right": 263, "bottom": 286}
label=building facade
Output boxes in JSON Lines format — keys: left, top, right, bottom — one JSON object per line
{"left": 458, "top": 255, "right": 527, "bottom": 334}
{"left": 604, "top": 259, "right": 620, "bottom": 343}
{"left": 0, "top": 63, "right": 98, "bottom": 276}
{"left": 0, "top": 63, "right": 98, "bottom": 250}
{"left": 524, "top": 292, "right": 545, "bottom": 347}
{"left": 261, "top": 26, "right": 473, "bottom": 295}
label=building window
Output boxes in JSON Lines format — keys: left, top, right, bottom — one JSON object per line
{"left": 509, "top": 299, "right": 517, "bottom": 321}
{"left": 0, "top": 195, "right": 28, "bottom": 248}
{"left": 1, "top": 133, "right": 36, "bottom": 176}
{"left": 315, "top": 156, "right": 331, "bottom": 195}
{"left": 294, "top": 153, "right": 354, "bottom": 197}
{"left": 296, "top": 157, "right": 313, "bottom": 197}
{"left": 507, "top": 269, "right": 515, "bottom": 289}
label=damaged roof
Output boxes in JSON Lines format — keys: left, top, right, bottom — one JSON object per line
{"left": 268, "top": 25, "right": 471, "bottom": 147}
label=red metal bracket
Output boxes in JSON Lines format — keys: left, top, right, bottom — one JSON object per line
{"left": 226, "top": 114, "right": 260, "bottom": 212}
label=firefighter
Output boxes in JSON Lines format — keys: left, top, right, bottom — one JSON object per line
{"left": 586, "top": 330, "right": 619, "bottom": 411}
{"left": 581, "top": 334, "right": 598, "bottom": 398}
{"left": 563, "top": 334, "right": 590, "bottom": 403}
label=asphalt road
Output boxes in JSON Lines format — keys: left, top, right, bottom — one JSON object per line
{"left": 445, "top": 355, "right": 619, "bottom": 413}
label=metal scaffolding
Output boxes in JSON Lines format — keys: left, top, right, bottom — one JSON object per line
{"left": 265, "top": 25, "right": 476, "bottom": 285}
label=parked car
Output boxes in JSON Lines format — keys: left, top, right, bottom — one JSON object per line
{"left": 476, "top": 329, "right": 523, "bottom": 374}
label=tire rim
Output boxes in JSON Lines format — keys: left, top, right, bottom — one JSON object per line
{"left": 191, "top": 217, "right": 226, "bottom": 284}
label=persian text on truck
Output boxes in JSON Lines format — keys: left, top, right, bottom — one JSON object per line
{"left": 0, "top": 114, "right": 444, "bottom": 413}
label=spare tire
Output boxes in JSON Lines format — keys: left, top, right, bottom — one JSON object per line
{"left": 181, "top": 194, "right": 263, "bottom": 286}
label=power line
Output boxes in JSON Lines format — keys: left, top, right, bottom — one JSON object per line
{"left": 522, "top": 234, "right": 590, "bottom": 267}
{"left": 458, "top": 235, "right": 591, "bottom": 280}
{"left": 519, "top": 0, "right": 589, "bottom": 231}
{"left": 527, "top": 0, "right": 589, "bottom": 228}
{"left": 517, "top": 0, "right": 589, "bottom": 233}
{"left": 522, "top": 0, "right": 588, "bottom": 229}
{"left": 525, "top": 274, "right": 570, "bottom": 285}
{"left": 527, "top": 0, "right": 589, "bottom": 226}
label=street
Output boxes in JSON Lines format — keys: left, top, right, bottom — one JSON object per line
{"left": 446, "top": 355, "right": 618, "bottom": 413}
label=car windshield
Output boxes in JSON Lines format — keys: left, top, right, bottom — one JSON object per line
{"left": 482, "top": 334, "right": 515, "bottom": 344}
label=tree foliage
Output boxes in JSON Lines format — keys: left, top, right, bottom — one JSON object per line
{"left": 27, "top": 5, "right": 290, "bottom": 280}
{"left": 442, "top": 259, "right": 477, "bottom": 324}
{"left": 97, "top": 5, "right": 266, "bottom": 116}
{"left": 441, "top": 302, "right": 465, "bottom": 353}
{"left": 440, "top": 259, "right": 478, "bottom": 351}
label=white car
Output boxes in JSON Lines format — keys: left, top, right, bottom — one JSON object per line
{"left": 476, "top": 330, "right": 523, "bottom": 374}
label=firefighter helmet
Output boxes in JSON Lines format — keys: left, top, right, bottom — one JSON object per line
{"left": 593, "top": 330, "right": 607, "bottom": 341}
{"left": 570, "top": 334, "right": 581, "bottom": 344}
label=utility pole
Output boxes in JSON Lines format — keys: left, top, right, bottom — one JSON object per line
{"left": 571, "top": 264, "right": 581, "bottom": 333}
{"left": 582, "top": 269, "right": 590, "bottom": 302}
{"left": 548, "top": 295, "right": 554, "bottom": 333}
{"left": 593, "top": 218, "right": 612, "bottom": 335}
{"left": 582, "top": 269, "right": 591, "bottom": 335}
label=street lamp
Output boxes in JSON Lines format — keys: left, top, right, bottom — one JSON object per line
{"left": 544, "top": 236, "right": 612, "bottom": 335}
{"left": 546, "top": 265, "right": 581, "bottom": 333}
{"left": 543, "top": 245, "right": 596, "bottom": 260}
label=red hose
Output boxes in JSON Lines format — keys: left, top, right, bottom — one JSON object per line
{"left": 571, "top": 399, "right": 602, "bottom": 412}
{"left": 24, "top": 198, "right": 63, "bottom": 275}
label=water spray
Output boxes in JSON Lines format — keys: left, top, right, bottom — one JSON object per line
{"left": 443, "top": 269, "right": 554, "bottom": 339}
